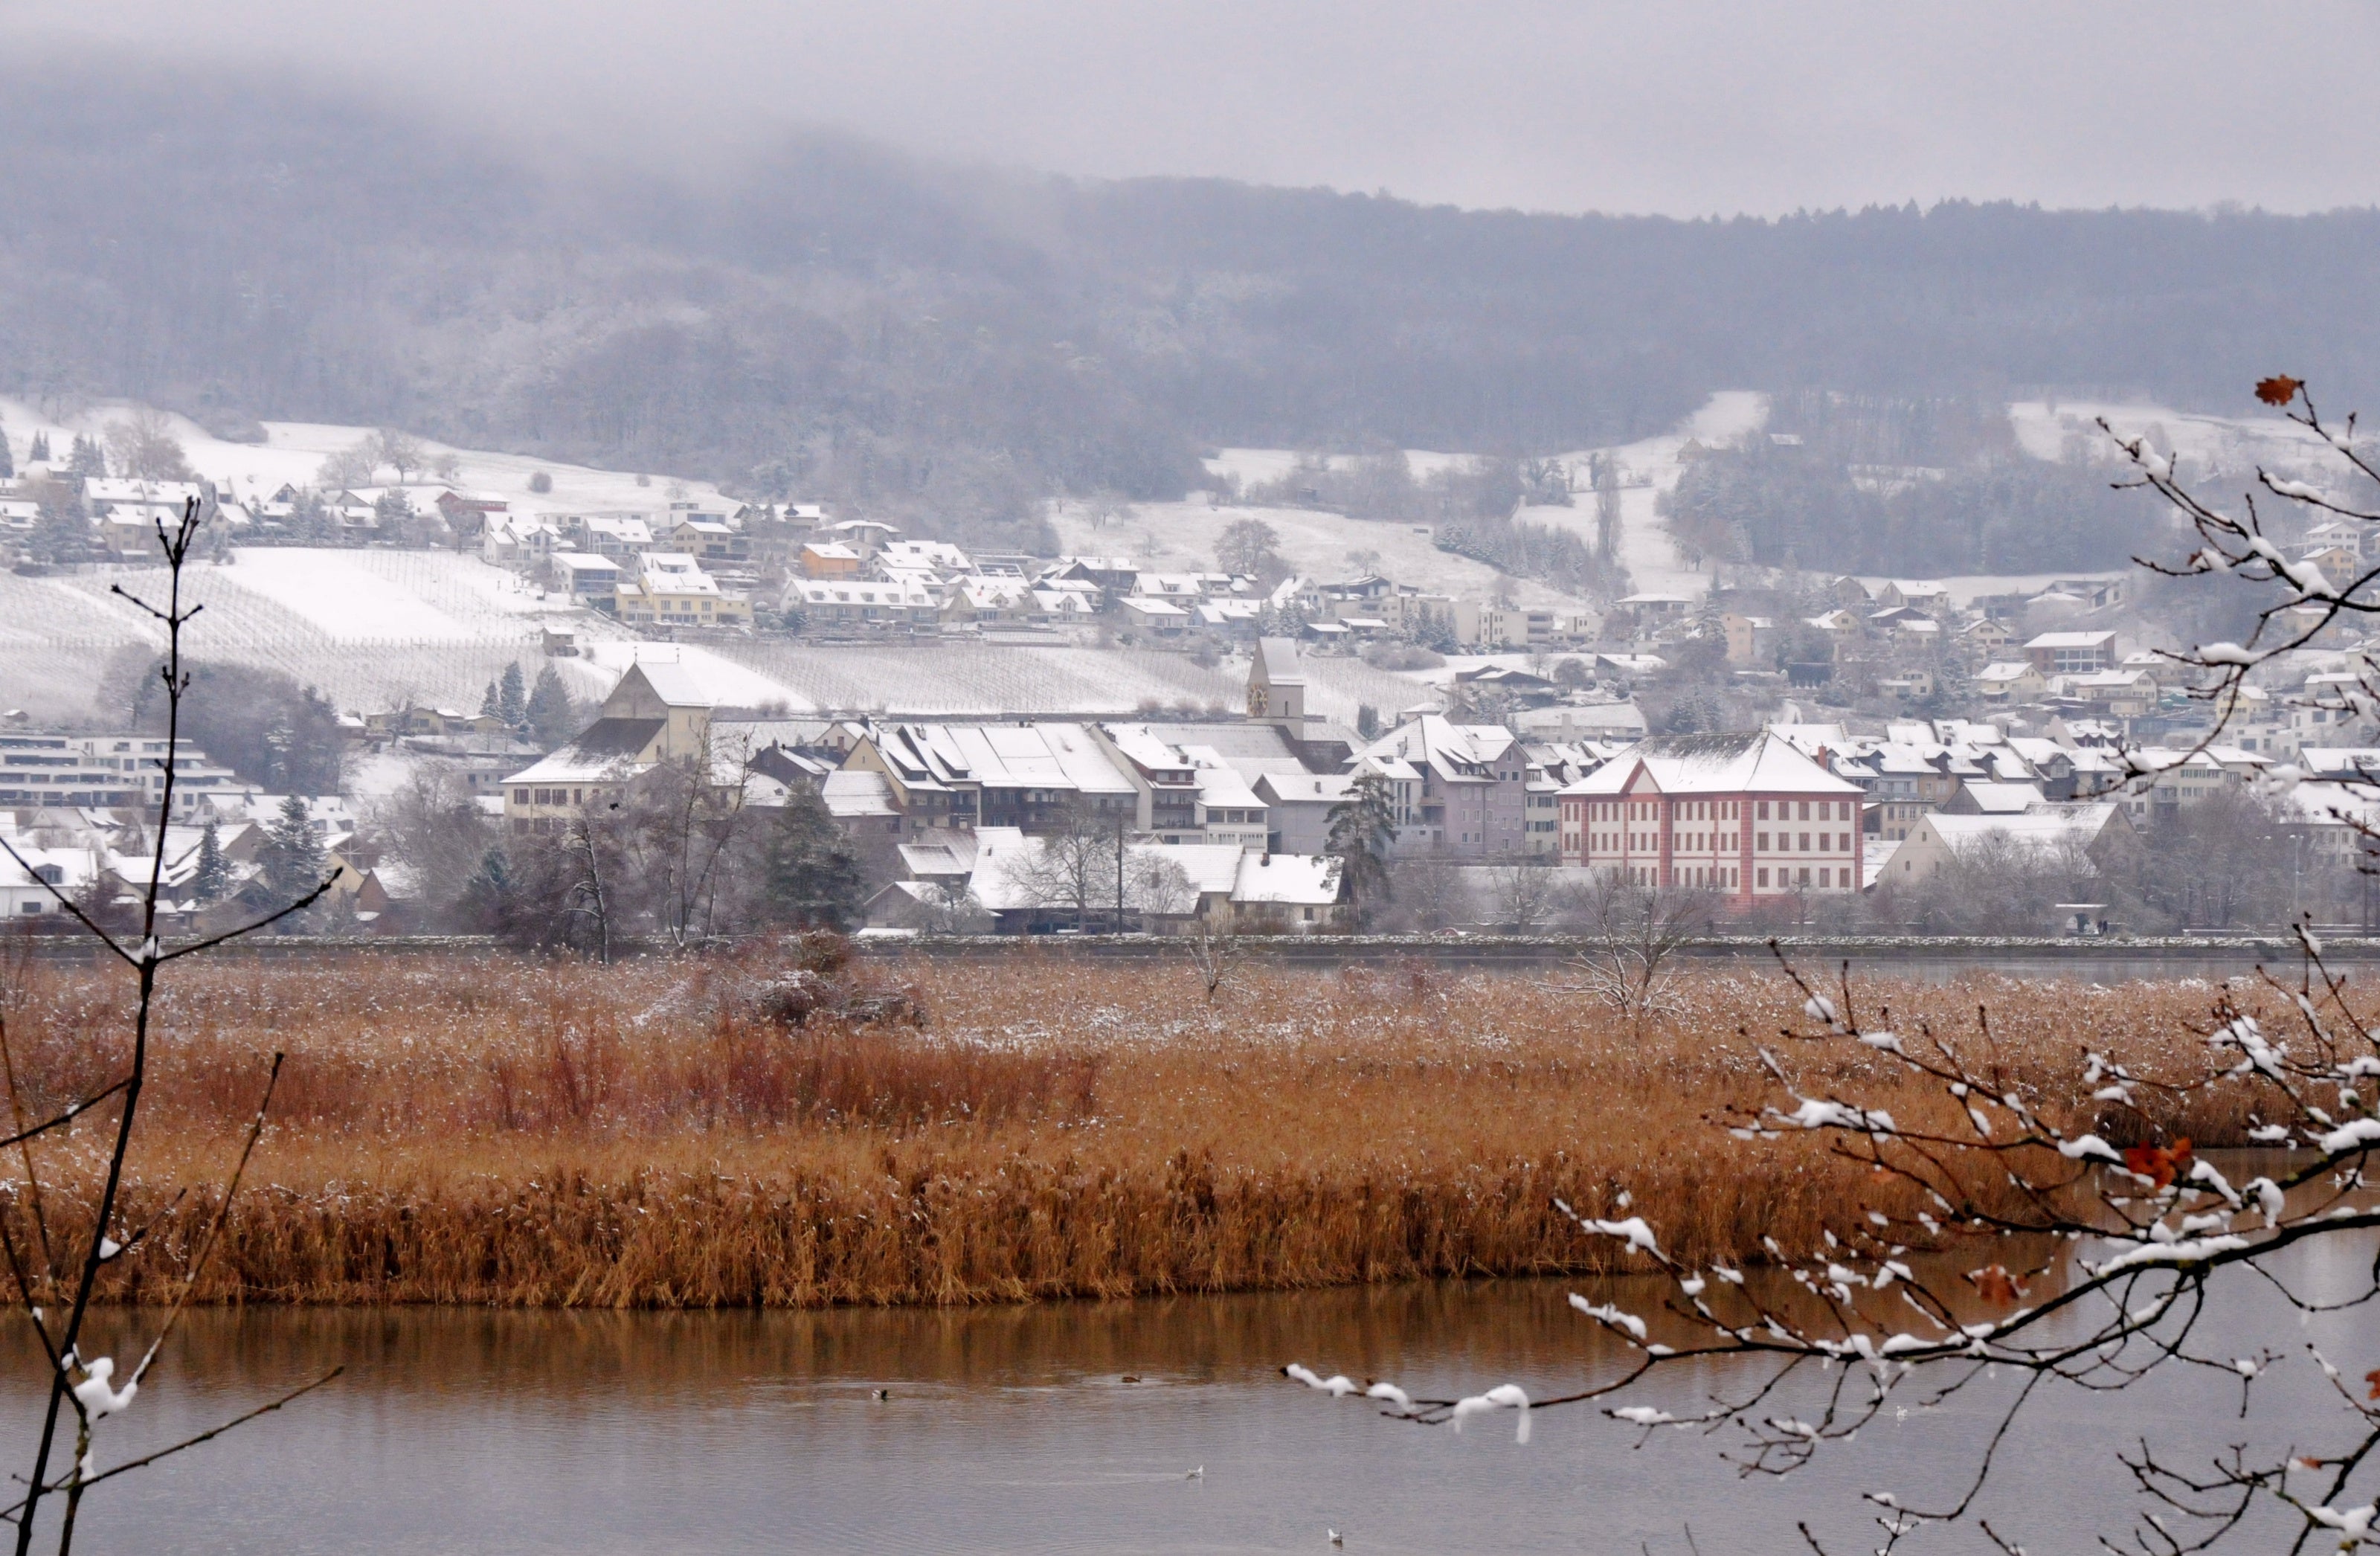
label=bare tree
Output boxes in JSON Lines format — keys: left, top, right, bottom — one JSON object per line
{"left": 100, "top": 409, "right": 193, "bottom": 483}
{"left": 315, "top": 440, "right": 377, "bottom": 491}
{"left": 1485, "top": 858, "right": 1560, "bottom": 932}
{"left": 1560, "top": 874, "right": 1710, "bottom": 1036}
{"left": 0, "top": 501, "right": 341, "bottom": 1554}
{"left": 1183, "top": 916, "right": 1247, "bottom": 1002}
{"left": 1000, "top": 802, "right": 1126, "bottom": 930}
{"left": 1290, "top": 936, "right": 2380, "bottom": 1552}
{"left": 365, "top": 428, "right": 425, "bottom": 485}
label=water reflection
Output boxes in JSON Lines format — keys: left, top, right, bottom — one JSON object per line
{"left": 0, "top": 1247, "right": 2360, "bottom": 1553}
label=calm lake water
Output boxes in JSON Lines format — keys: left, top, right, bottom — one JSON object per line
{"left": 3, "top": 1232, "right": 2367, "bottom": 1555}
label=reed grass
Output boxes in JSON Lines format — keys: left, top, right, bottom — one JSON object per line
{"left": 0, "top": 949, "right": 2323, "bottom": 1308}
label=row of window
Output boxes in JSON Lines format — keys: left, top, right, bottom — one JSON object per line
{"left": 1579, "top": 797, "right": 1851, "bottom": 822}
{"left": 1579, "top": 829, "right": 1856, "bottom": 855}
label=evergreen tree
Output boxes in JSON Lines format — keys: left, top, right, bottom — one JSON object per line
{"left": 191, "top": 819, "right": 231, "bottom": 904}
{"left": 480, "top": 680, "right": 501, "bottom": 718}
{"left": 762, "top": 786, "right": 866, "bottom": 928}
{"left": 287, "top": 489, "right": 331, "bottom": 544}
{"left": 261, "top": 793, "right": 327, "bottom": 901}
{"left": 1324, "top": 770, "right": 1398, "bottom": 926}
{"left": 27, "top": 431, "right": 49, "bottom": 465}
{"left": 458, "top": 847, "right": 518, "bottom": 934}
{"left": 68, "top": 434, "right": 106, "bottom": 478}
{"left": 524, "top": 666, "right": 576, "bottom": 748}
{"left": 0, "top": 428, "right": 13, "bottom": 480}
{"left": 27, "top": 478, "right": 88, "bottom": 565}
{"left": 498, "top": 662, "right": 528, "bottom": 728}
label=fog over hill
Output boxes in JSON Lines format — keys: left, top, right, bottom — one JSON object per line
{"left": 4, "top": 55, "right": 2379, "bottom": 555}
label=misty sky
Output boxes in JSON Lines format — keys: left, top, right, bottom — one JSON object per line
{"left": 10, "top": 0, "right": 2379, "bottom": 215}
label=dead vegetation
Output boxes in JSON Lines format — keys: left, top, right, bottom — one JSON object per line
{"left": 0, "top": 947, "right": 2324, "bottom": 1308}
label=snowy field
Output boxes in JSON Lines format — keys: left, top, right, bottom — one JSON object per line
{"left": 638, "top": 640, "right": 1432, "bottom": 723}
{"left": 0, "top": 398, "right": 731, "bottom": 517}
{"left": 0, "top": 550, "right": 631, "bottom": 722}
{"left": 2008, "top": 398, "right": 2338, "bottom": 475}
{"left": 1187, "top": 392, "right": 1771, "bottom": 605}
{"left": 1051, "top": 498, "right": 1583, "bottom": 610}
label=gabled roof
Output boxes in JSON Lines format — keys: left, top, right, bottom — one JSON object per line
{"left": 1560, "top": 732, "right": 1862, "bottom": 798}
{"left": 502, "top": 718, "right": 666, "bottom": 785}
{"left": 1255, "top": 637, "right": 1305, "bottom": 688}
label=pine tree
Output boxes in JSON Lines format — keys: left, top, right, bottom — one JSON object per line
{"left": 27, "top": 431, "right": 50, "bottom": 465}
{"left": 1325, "top": 770, "right": 1399, "bottom": 925}
{"left": 262, "top": 794, "right": 326, "bottom": 901}
{"left": 480, "top": 680, "right": 501, "bottom": 718}
{"left": 68, "top": 434, "right": 106, "bottom": 478}
{"left": 762, "top": 786, "right": 866, "bottom": 928}
{"left": 192, "top": 820, "right": 231, "bottom": 904}
{"left": 498, "top": 663, "right": 528, "bottom": 728}
{"left": 0, "top": 428, "right": 13, "bottom": 480}
{"left": 524, "top": 666, "right": 576, "bottom": 748}
{"left": 459, "top": 847, "right": 517, "bottom": 935}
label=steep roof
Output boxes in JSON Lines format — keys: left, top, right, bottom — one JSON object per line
{"left": 502, "top": 718, "right": 666, "bottom": 785}
{"left": 1560, "top": 731, "right": 1862, "bottom": 797}
{"left": 1255, "top": 637, "right": 1305, "bottom": 688}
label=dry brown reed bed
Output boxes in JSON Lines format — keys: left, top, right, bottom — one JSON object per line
{"left": 0, "top": 948, "right": 2337, "bottom": 1309}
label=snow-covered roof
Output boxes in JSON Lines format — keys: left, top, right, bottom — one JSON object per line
{"left": 1231, "top": 851, "right": 1342, "bottom": 905}
{"left": 1560, "top": 731, "right": 1862, "bottom": 798}
{"left": 1960, "top": 781, "right": 2047, "bottom": 813}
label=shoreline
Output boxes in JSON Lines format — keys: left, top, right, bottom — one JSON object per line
{"left": 0, "top": 953, "right": 2312, "bottom": 1310}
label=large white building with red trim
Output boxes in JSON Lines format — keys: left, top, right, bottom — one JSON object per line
{"left": 1557, "top": 731, "right": 1867, "bottom": 904}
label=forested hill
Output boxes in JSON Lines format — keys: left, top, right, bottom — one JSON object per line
{"left": 3, "top": 57, "right": 2377, "bottom": 549}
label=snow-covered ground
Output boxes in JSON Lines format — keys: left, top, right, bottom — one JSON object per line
{"left": 1050, "top": 498, "right": 1581, "bottom": 609}
{"left": 2007, "top": 398, "right": 2336, "bottom": 475}
{"left": 0, "top": 399, "right": 730, "bottom": 515}
{"left": 1185, "top": 392, "right": 1771, "bottom": 606}
{"left": 1537, "top": 390, "right": 1771, "bottom": 599}
{"left": 0, "top": 549, "right": 632, "bottom": 723}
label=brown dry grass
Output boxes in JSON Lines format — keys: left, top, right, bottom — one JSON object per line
{"left": 0, "top": 948, "right": 2323, "bottom": 1308}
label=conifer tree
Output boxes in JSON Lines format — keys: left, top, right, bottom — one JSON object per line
{"left": 68, "top": 434, "right": 106, "bottom": 478}
{"left": 498, "top": 662, "right": 528, "bottom": 728}
{"left": 1324, "top": 769, "right": 1399, "bottom": 925}
{"left": 0, "top": 428, "right": 13, "bottom": 480}
{"left": 524, "top": 666, "right": 576, "bottom": 748}
{"left": 27, "top": 431, "right": 49, "bottom": 464}
{"left": 192, "top": 818, "right": 231, "bottom": 904}
{"left": 262, "top": 794, "right": 327, "bottom": 901}
{"left": 480, "top": 680, "right": 501, "bottom": 718}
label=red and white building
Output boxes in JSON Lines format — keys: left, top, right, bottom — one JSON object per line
{"left": 1559, "top": 731, "right": 1867, "bottom": 905}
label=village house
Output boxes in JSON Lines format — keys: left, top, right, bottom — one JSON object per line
{"left": 501, "top": 661, "right": 713, "bottom": 833}
{"left": 1351, "top": 714, "right": 1532, "bottom": 859}
{"left": 2024, "top": 630, "right": 2118, "bottom": 675}
{"left": 1885, "top": 802, "right": 2135, "bottom": 885}
{"left": 1559, "top": 730, "right": 1868, "bottom": 901}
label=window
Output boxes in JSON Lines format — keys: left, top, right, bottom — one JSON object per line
{"left": 1799, "top": 832, "right": 1810, "bottom": 850}
{"left": 1758, "top": 800, "right": 1770, "bottom": 820}
{"left": 1840, "top": 832, "right": 1852, "bottom": 852}
{"left": 1798, "top": 867, "right": 1810, "bottom": 884}
{"left": 1819, "top": 869, "right": 1831, "bottom": 887}
{"left": 1798, "top": 801, "right": 1810, "bottom": 820}
{"left": 1757, "top": 832, "right": 1769, "bottom": 851}
{"left": 1817, "top": 832, "right": 1829, "bottom": 852}
{"left": 1757, "top": 868, "right": 1769, "bottom": 888}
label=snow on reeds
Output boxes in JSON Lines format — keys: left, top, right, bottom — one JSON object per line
{"left": 0, "top": 953, "right": 2311, "bottom": 1308}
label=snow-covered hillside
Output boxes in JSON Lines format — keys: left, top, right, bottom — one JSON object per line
{"left": 1049, "top": 498, "right": 1581, "bottom": 611}
{"left": 2008, "top": 398, "right": 2336, "bottom": 474}
{"left": 1186, "top": 391, "right": 1770, "bottom": 605}
{"left": 0, "top": 549, "right": 631, "bottom": 722}
{"left": 0, "top": 398, "right": 730, "bottom": 515}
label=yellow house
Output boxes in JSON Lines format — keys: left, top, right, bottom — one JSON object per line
{"left": 501, "top": 661, "right": 714, "bottom": 833}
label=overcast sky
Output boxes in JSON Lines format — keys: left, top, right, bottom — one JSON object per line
{"left": 10, "top": 0, "right": 2379, "bottom": 215}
